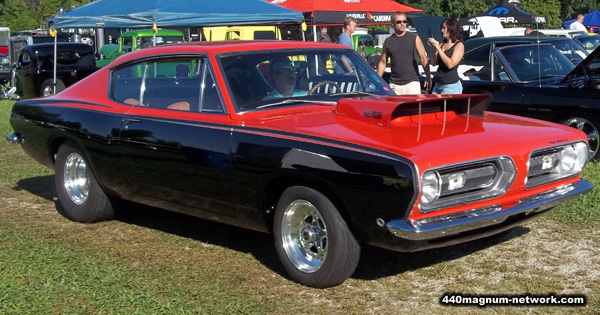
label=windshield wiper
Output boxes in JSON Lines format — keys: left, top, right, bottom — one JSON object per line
{"left": 256, "top": 99, "right": 337, "bottom": 109}
{"left": 328, "top": 91, "right": 377, "bottom": 97}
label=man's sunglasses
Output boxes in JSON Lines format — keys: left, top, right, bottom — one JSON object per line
{"left": 395, "top": 20, "right": 408, "bottom": 24}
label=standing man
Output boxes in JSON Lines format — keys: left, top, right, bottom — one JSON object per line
{"left": 377, "top": 11, "right": 430, "bottom": 95}
{"left": 337, "top": 16, "right": 357, "bottom": 73}
{"left": 570, "top": 14, "right": 587, "bottom": 32}
{"left": 319, "top": 26, "right": 332, "bottom": 42}
{"left": 338, "top": 16, "right": 356, "bottom": 48}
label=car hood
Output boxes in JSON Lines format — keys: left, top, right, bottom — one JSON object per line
{"left": 240, "top": 94, "right": 587, "bottom": 169}
{"left": 564, "top": 44, "right": 600, "bottom": 81}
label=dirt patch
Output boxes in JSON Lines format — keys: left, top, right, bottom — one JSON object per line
{"left": 1, "top": 187, "right": 598, "bottom": 314}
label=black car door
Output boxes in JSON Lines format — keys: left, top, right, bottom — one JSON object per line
{"left": 113, "top": 56, "right": 236, "bottom": 218}
{"left": 15, "top": 49, "right": 36, "bottom": 99}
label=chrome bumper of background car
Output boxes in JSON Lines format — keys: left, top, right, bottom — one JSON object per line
{"left": 5, "top": 132, "right": 24, "bottom": 144}
{"left": 387, "top": 180, "right": 593, "bottom": 241}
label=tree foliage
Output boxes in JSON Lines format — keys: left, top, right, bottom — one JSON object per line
{"left": 402, "top": 0, "right": 497, "bottom": 18}
{"left": 520, "top": 0, "right": 562, "bottom": 27}
{"left": 0, "top": 0, "right": 89, "bottom": 33}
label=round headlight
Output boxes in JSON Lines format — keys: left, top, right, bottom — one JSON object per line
{"left": 421, "top": 171, "right": 441, "bottom": 206}
{"left": 559, "top": 145, "right": 576, "bottom": 173}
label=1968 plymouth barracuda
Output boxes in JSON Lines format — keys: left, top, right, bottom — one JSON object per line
{"left": 6, "top": 41, "right": 593, "bottom": 288}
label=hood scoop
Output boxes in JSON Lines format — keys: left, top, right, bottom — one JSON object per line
{"left": 334, "top": 94, "right": 490, "bottom": 128}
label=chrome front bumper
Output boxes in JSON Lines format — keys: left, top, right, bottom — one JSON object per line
{"left": 387, "top": 180, "right": 593, "bottom": 241}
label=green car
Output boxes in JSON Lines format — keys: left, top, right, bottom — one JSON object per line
{"left": 96, "top": 29, "right": 185, "bottom": 68}
{"left": 352, "top": 33, "right": 379, "bottom": 57}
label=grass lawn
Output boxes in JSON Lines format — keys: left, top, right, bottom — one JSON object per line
{"left": 1, "top": 99, "right": 599, "bottom": 314}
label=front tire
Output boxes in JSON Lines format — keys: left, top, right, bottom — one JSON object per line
{"left": 55, "top": 142, "right": 114, "bottom": 223}
{"left": 560, "top": 116, "right": 600, "bottom": 161}
{"left": 273, "top": 186, "right": 360, "bottom": 288}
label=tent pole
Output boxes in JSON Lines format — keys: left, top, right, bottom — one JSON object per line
{"left": 53, "top": 31, "right": 57, "bottom": 94}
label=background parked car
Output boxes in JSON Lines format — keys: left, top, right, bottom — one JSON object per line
{"left": 464, "top": 36, "right": 589, "bottom": 65}
{"left": 96, "top": 29, "right": 185, "bottom": 68}
{"left": 15, "top": 42, "right": 96, "bottom": 99}
{"left": 573, "top": 34, "right": 600, "bottom": 53}
{"left": 462, "top": 42, "right": 600, "bottom": 160}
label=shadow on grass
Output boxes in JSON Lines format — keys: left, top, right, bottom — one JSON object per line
{"left": 113, "top": 202, "right": 287, "bottom": 275}
{"left": 112, "top": 201, "right": 531, "bottom": 283}
{"left": 353, "top": 226, "right": 530, "bottom": 281}
{"left": 14, "top": 175, "right": 532, "bottom": 283}
{"left": 14, "top": 175, "right": 56, "bottom": 201}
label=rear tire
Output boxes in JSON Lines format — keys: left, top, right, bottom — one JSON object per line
{"left": 55, "top": 142, "right": 114, "bottom": 223}
{"left": 560, "top": 116, "right": 600, "bottom": 161}
{"left": 41, "top": 79, "right": 66, "bottom": 97}
{"left": 273, "top": 186, "right": 360, "bottom": 288}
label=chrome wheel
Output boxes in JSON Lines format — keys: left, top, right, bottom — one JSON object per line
{"left": 63, "top": 152, "right": 90, "bottom": 205}
{"left": 280, "top": 200, "right": 328, "bottom": 273}
{"left": 562, "top": 117, "right": 599, "bottom": 160}
{"left": 42, "top": 85, "right": 54, "bottom": 96}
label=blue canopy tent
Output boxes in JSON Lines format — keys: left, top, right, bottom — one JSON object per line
{"left": 47, "top": 0, "right": 304, "bottom": 94}
{"left": 53, "top": 0, "right": 304, "bottom": 28}
{"left": 562, "top": 10, "right": 600, "bottom": 29}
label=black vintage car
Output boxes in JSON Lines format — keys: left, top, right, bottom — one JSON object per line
{"left": 463, "top": 36, "right": 589, "bottom": 65}
{"left": 15, "top": 42, "right": 96, "bottom": 99}
{"left": 461, "top": 42, "right": 600, "bottom": 160}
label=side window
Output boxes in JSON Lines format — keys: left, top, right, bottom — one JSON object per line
{"left": 121, "top": 36, "right": 133, "bottom": 52}
{"left": 200, "top": 64, "right": 224, "bottom": 113}
{"left": 463, "top": 44, "right": 492, "bottom": 81}
{"left": 142, "top": 59, "right": 199, "bottom": 111}
{"left": 112, "top": 64, "right": 143, "bottom": 105}
{"left": 19, "top": 52, "right": 32, "bottom": 68}
{"left": 226, "top": 31, "right": 241, "bottom": 40}
{"left": 493, "top": 54, "right": 510, "bottom": 81}
{"left": 112, "top": 57, "right": 223, "bottom": 113}
{"left": 254, "top": 31, "right": 276, "bottom": 40}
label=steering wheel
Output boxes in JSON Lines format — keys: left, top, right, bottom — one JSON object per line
{"left": 308, "top": 80, "right": 340, "bottom": 95}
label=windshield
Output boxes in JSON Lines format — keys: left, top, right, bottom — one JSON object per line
{"left": 219, "top": 49, "right": 393, "bottom": 112}
{"left": 499, "top": 45, "right": 575, "bottom": 81}
{"left": 136, "top": 36, "right": 185, "bottom": 49}
{"left": 577, "top": 36, "right": 600, "bottom": 52}
{"left": 548, "top": 39, "right": 588, "bottom": 64}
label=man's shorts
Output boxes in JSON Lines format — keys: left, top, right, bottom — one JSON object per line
{"left": 389, "top": 81, "right": 421, "bottom": 95}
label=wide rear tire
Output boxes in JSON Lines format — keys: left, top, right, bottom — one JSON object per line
{"left": 273, "top": 186, "right": 360, "bottom": 288}
{"left": 55, "top": 142, "right": 114, "bottom": 223}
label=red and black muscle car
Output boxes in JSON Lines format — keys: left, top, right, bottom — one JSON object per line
{"left": 6, "top": 41, "right": 593, "bottom": 288}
